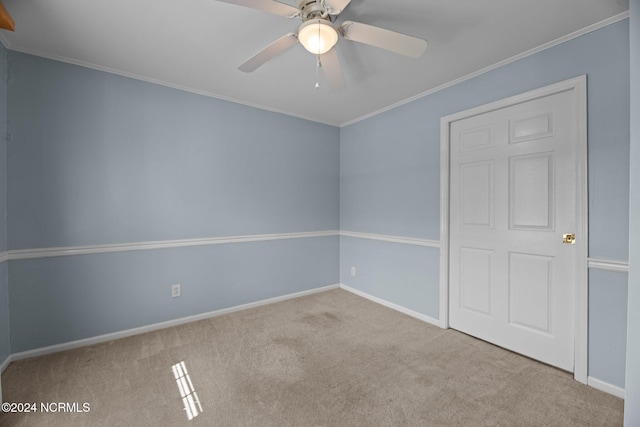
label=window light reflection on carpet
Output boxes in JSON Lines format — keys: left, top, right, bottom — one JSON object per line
{"left": 172, "top": 361, "right": 203, "bottom": 420}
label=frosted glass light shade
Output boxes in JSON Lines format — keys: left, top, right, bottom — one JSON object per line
{"left": 298, "top": 19, "right": 338, "bottom": 55}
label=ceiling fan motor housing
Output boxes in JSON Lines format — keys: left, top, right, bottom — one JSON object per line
{"left": 297, "top": 0, "right": 332, "bottom": 21}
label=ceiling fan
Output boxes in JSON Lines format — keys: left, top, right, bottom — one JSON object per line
{"left": 215, "top": 0, "right": 428, "bottom": 89}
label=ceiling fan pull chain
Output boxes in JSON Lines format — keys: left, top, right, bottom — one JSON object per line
{"left": 315, "top": 56, "right": 321, "bottom": 89}
{"left": 315, "top": 21, "right": 321, "bottom": 89}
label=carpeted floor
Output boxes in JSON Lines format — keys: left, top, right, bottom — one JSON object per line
{"left": 0, "top": 289, "right": 624, "bottom": 426}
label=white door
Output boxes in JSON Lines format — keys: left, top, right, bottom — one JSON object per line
{"left": 448, "top": 88, "right": 579, "bottom": 371}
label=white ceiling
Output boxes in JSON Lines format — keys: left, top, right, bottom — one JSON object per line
{"left": 0, "top": 0, "right": 630, "bottom": 126}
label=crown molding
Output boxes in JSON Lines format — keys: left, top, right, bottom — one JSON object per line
{"left": 340, "top": 11, "right": 630, "bottom": 127}
{"left": 5, "top": 45, "right": 340, "bottom": 127}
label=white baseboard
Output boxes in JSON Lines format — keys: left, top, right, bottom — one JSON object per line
{"left": 339, "top": 284, "right": 444, "bottom": 328}
{"left": 7, "top": 284, "right": 340, "bottom": 364}
{"left": 587, "top": 376, "right": 625, "bottom": 399}
{"left": 0, "top": 355, "right": 10, "bottom": 373}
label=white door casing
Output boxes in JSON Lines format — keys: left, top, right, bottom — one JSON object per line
{"left": 439, "top": 76, "right": 588, "bottom": 383}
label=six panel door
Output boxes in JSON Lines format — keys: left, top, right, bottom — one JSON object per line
{"left": 448, "top": 89, "right": 578, "bottom": 371}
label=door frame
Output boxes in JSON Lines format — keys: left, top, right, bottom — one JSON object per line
{"left": 438, "top": 76, "right": 588, "bottom": 383}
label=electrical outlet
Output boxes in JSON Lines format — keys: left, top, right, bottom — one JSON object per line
{"left": 171, "top": 284, "right": 181, "bottom": 298}
{"left": 350, "top": 266, "right": 356, "bottom": 277}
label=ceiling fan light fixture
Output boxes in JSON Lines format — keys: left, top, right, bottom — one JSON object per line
{"left": 298, "top": 19, "right": 338, "bottom": 55}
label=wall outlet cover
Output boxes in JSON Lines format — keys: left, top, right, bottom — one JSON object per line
{"left": 171, "top": 284, "right": 181, "bottom": 298}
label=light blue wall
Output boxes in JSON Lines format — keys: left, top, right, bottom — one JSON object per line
{"left": 7, "top": 52, "right": 339, "bottom": 250}
{"left": 340, "top": 20, "right": 630, "bottom": 386}
{"left": 0, "top": 42, "right": 9, "bottom": 364}
{"left": 0, "top": 42, "right": 6, "bottom": 253}
{"left": 6, "top": 52, "right": 340, "bottom": 353}
{"left": 0, "top": 263, "right": 8, "bottom": 363}
{"left": 340, "top": 237, "right": 439, "bottom": 317}
{"left": 340, "top": 104, "right": 440, "bottom": 240}
{"left": 9, "top": 237, "right": 338, "bottom": 352}
{"left": 625, "top": 0, "right": 640, "bottom": 424}
{"left": 589, "top": 270, "right": 628, "bottom": 388}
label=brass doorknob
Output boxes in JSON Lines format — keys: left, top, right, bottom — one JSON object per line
{"left": 563, "top": 233, "right": 576, "bottom": 245}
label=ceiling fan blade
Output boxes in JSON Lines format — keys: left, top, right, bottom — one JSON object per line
{"left": 215, "top": 0, "right": 299, "bottom": 18}
{"left": 320, "top": 48, "right": 345, "bottom": 90}
{"left": 324, "top": 0, "right": 351, "bottom": 15}
{"left": 340, "top": 21, "right": 427, "bottom": 58}
{"left": 238, "top": 33, "right": 298, "bottom": 72}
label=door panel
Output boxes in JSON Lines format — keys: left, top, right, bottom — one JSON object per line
{"left": 509, "top": 110, "right": 555, "bottom": 143}
{"left": 460, "top": 125, "right": 494, "bottom": 153}
{"left": 460, "top": 161, "right": 494, "bottom": 228}
{"left": 509, "top": 153, "right": 554, "bottom": 230}
{"left": 508, "top": 252, "right": 553, "bottom": 334}
{"left": 460, "top": 247, "right": 493, "bottom": 316}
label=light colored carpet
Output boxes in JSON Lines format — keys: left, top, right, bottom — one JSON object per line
{"left": 0, "top": 289, "right": 623, "bottom": 426}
